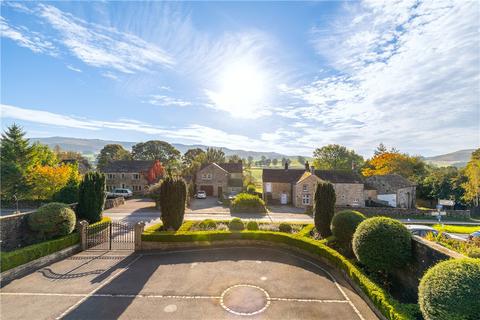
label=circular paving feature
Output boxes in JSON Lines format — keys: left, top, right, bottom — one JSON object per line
{"left": 220, "top": 284, "right": 270, "bottom": 316}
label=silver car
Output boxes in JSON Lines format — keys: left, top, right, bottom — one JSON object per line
{"left": 406, "top": 225, "right": 439, "bottom": 238}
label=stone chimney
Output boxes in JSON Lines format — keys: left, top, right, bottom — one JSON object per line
{"left": 310, "top": 165, "right": 315, "bottom": 174}
{"left": 284, "top": 161, "right": 289, "bottom": 170}
{"left": 304, "top": 161, "right": 310, "bottom": 171}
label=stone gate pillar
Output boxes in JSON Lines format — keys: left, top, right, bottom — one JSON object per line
{"left": 134, "top": 221, "right": 146, "bottom": 251}
{"left": 78, "top": 220, "right": 89, "bottom": 251}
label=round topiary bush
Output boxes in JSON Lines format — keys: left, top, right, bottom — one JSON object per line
{"left": 331, "top": 210, "right": 366, "bottom": 245}
{"left": 419, "top": 258, "right": 480, "bottom": 320}
{"left": 228, "top": 218, "right": 245, "bottom": 231}
{"left": 28, "top": 202, "right": 76, "bottom": 240}
{"left": 246, "top": 220, "right": 259, "bottom": 231}
{"left": 279, "top": 222, "right": 292, "bottom": 233}
{"left": 352, "top": 217, "right": 412, "bottom": 272}
{"left": 230, "top": 193, "right": 267, "bottom": 213}
{"left": 199, "top": 219, "right": 217, "bottom": 230}
{"left": 246, "top": 184, "right": 256, "bottom": 194}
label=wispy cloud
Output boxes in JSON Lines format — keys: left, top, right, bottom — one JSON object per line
{"left": 1, "top": 103, "right": 289, "bottom": 153}
{"left": 143, "top": 95, "right": 192, "bottom": 107}
{"left": 279, "top": 0, "right": 480, "bottom": 155}
{"left": 66, "top": 65, "right": 82, "bottom": 73}
{"left": 0, "top": 16, "right": 57, "bottom": 55}
{"left": 36, "top": 4, "right": 174, "bottom": 74}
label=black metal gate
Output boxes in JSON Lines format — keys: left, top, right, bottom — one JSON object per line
{"left": 87, "top": 221, "right": 134, "bottom": 250}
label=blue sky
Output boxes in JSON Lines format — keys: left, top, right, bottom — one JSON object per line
{"left": 1, "top": 1, "right": 479, "bottom": 157}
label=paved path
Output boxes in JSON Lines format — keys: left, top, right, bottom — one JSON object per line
{"left": 0, "top": 247, "right": 378, "bottom": 320}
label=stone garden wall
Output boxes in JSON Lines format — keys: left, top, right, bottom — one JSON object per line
{"left": 334, "top": 206, "right": 471, "bottom": 219}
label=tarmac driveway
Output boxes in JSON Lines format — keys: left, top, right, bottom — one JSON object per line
{"left": 187, "top": 197, "right": 230, "bottom": 214}
{"left": 1, "top": 247, "right": 378, "bottom": 320}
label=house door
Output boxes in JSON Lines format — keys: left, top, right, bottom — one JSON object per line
{"left": 281, "top": 193, "right": 288, "bottom": 205}
{"left": 200, "top": 185, "right": 213, "bottom": 196}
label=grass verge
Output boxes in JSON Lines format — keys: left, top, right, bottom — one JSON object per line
{"left": 432, "top": 224, "right": 479, "bottom": 234}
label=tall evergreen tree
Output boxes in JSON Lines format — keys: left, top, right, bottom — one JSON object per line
{"left": 314, "top": 182, "right": 336, "bottom": 238}
{"left": 77, "top": 172, "right": 106, "bottom": 223}
{"left": 0, "top": 124, "right": 34, "bottom": 199}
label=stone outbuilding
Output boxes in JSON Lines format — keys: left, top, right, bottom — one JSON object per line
{"left": 262, "top": 164, "right": 365, "bottom": 208}
{"left": 364, "top": 174, "right": 416, "bottom": 208}
{"left": 195, "top": 162, "right": 243, "bottom": 197}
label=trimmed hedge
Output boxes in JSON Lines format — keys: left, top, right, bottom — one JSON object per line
{"left": 199, "top": 219, "right": 217, "bottom": 230}
{"left": 230, "top": 193, "right": 267, "bottom": 213}
{"left": 28, "top": 202, "right": 76, "bottom": 240}
{"left": 353, "top": 217, "right": 412, "bottom": 272}
{"left": 331, "top": 210, "right": 366, "bottom": 246}
{"left": 142, "top": 224, "right": 414, "bottom": 320}
{"left": 1, "top": 233, "right": 80, "bottom": 272}
{"left": 279, "top": 222, "right": 292, "bottom": 233}
{"left": 419, "top": 258, "right": 480, "bottom": 320}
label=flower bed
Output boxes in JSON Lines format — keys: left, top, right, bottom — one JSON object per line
{"left": 142, "top": 220, "right": 415, "bottom": 320}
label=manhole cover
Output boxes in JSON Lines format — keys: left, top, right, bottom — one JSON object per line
{"left": 220, "top": 284, "right": 270, "bottom": 316}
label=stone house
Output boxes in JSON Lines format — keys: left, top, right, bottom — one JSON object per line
{"left": 195, "top": 162, "right": 243, "bottom": 197}
{"left": 364, "top": 174, "right": 416, "bottom": 208}
{"left": 262, "top": 164, "right": 365, "bottom": 208}
{"left": 102, "top": 160, "right": 164, "bottom": 194}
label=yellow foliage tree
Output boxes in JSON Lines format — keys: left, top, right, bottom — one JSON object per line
{"left": 28, "top": 164, "right": 79, "bottom": 200}
{"left": 362, "top": 152, "right": 426, "bottom": 181}
{"left": 462, "top": 149, "right": 480, "bottom": 206}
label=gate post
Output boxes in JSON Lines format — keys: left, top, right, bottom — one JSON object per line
{"left": 78, "top": 220, "right": 89, "bottom": 251}
{"left": 134, "top": 221, "right": 145, "bottom": 251}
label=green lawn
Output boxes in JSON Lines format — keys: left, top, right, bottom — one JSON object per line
{"left": 433, "top": 224, "right": 480, "bottom": 234}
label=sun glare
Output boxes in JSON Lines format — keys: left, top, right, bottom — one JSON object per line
{"left": 207, "top": 61, "right": 270, "bottom": 118}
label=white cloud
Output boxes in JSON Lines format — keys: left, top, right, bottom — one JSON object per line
{"left": 36, "top": 4, "right": 174, "bottom": 73}
{"left": 1, "top": 103, "right": 295, "bottom": 153}
{"left": 0, "top": 16, "right": 57, "bottom": 55}
{"left": 66, "top": 65, "right": 82, "bottom": 72}
{"left": 143, "top": 95, "right": 192, "bottom": 107}
{"left": 281, "top": 0, "right": 480, "bottom": 156}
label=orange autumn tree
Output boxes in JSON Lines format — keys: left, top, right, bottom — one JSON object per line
{"left": 145, "top": 160, "right": 165, "bottom": 184}
{"left": 362, "top": 152, "right": 426, "bottom": 181}
{"left": 28, "top": 164, "right": 80, "bottom": 200}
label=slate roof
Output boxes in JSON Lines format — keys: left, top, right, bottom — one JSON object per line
{"left": 102, "top": 160, "right": 155, "bottom": 173}
{"left": 365, "top": 174, "right": 415, "bottom": 194}
{"left": 200, "top": 162, "right": 243, "bottom": 173}
{"left": 262, "top": 168, "right": 364, "bottom": 184}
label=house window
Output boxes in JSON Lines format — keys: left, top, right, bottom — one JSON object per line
{"left": 106, "top": 185, "right": 113, "bottom": 191}
{"left": 107, "top": 174, "right": 115, "bottom": 180}
{"left": 132, "top": 185, "right": 142, "bottom": 191}
{"left": 302, "top": 194, "right": 311, "bottom": 205}
{"left": 121, "top": 173, "right": 125, "bottom": 179}
{"left": 132, "top": 173, "right": 140, "bottom": 180}
{"left": 122, "top": 183, "right": 126, "bottom": 188}
{"left": 202, "top": 173, "right": 212, "bottom": 180}
{"left": 303, "top": 184, "right": 308, "bottom": 192}
{"left": 265, "top": 183, "right": 272, "bottom": 193}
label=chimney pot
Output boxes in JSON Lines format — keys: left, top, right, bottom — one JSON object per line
{"left": 310, "top": 165, "right": 315, "bottom": 174}
{"left": 285, "top": 161, "right": 289, "bottom": 170}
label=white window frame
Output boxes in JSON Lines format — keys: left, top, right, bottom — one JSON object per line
{"left": 132, "top": 173, "right": 140, "bottom": 180}
{"left": 121, "top": 173, "right": 125, "bottom": 179}
{"left": 107, "top": 174, "right": 115, "bottom": 180}
{"left": 265, "top": 183, "right": 272, "bottom": 193}
{"left": 302, "top": 194, "right": 310, "bottom": 205}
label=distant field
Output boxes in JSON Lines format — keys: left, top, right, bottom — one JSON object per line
{"left": 244, "top": 164, "right": 307, "bottom": 193}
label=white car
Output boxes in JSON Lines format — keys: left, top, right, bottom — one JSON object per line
{"left": 194, "top": 190, "right": 207, "bottom": 199}
{"left": 107, "top": 188, "right": 133, "bottom": 199}
{"left": 406, "top": 225, "right": 439, "bottom": 238}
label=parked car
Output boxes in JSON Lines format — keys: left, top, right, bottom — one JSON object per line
{"left": 468, "top": 231, "right": 480, "bottom": 240}
{"left": 107, "top": 188, "right": 133, "bottom": 199}
{"left": 406, "top": 225, "right": 439, "bottom": 238}
{"left": 406, "top": 224, "right": 457, "bottom": 240}
{"left": 194, "top": 190, "right": 207, "bottom": 199}
{"left": 227, "top": 192, "right": 238, "bottom": 201}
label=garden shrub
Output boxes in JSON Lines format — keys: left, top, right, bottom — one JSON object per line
{"left": 246, "top": 220, "right": 259, "bottom": 231}
{"left": 246, "top": 184, "right": 256, "bottom": 194}
{"left": 53, "top": 177, "right": 79, "bottom": 204}
{"left": 230, "top": 193, "right": 267, "bottom": 213}
{"left": 199, "top": 219, "right": 217, "bottom": 230}
{"left": 419, "top": 258, "right": 480, "bottom": 320}
{"left": 28, "top": 202, "right": 76, "bottom": 240}
{"left": 158, "top": 176, "right": 187, "bottom": 230}
{"left": 331, "top": 210, "right": 366, "bottom": 246}
{"left": 314, "top": 182, "right": 336, "bottom": 238}
{"left": 279, "top": 222, "right": 293, "bottom": 233}
{"left": 352, "top": 217, "right": 412, "bottom": 272}
{"left": 77, "top": 172, "right": 106, "bottom": 223}
{"left": 228, "top": 218, "right": 244, "bottom": 231}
